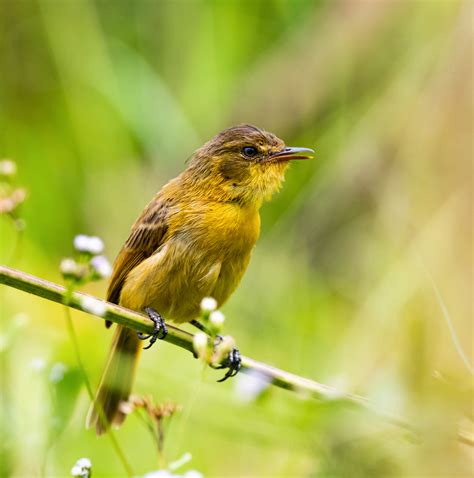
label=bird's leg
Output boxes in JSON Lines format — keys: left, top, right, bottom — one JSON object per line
{"left": 137, "top": 307, "right": 168, "bottom": 350}
{"left": 190, "top": 320, "right": 242, "bottom": 382}
{"left": 190, "top": 319, "right": 211, "bottom": 335}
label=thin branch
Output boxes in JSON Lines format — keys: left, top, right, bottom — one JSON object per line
{"left": 0, "top": 265, "right": 472, "bottom": 447}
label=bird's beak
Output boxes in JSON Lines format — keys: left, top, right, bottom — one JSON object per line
{"left": 268, "top": 147, "right": 315, "bottom": 163}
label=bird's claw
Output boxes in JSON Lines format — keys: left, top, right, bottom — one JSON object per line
{"left": 137, "top": 307, "right": 167, "bottom": 350}
{"left": 212, "top": 336, "right": 241, "bottom": 382}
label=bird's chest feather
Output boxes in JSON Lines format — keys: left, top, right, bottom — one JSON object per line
{"left": 121, "top": 202, "right": 260, "bottom": 322}
{"left": 177, "top": 202, "right": 260, "bottom": 259}
{"left": 167, "top": 203, "right": 260, "bottom": 320}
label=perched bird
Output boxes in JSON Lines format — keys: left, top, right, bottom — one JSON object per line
{"left": 86, "top": 124, "right": 314, "bottom": 435}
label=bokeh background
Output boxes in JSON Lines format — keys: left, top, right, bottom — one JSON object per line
{"left": 1, "top": 0, "right": 472, "bottom": 476}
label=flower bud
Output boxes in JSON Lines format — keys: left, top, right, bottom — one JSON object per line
{"left": 60, "top": 258, "right": 77, "bottom": 276}
{"left": 60, "top": 258, "right": 88, "bottom": 281}
{"left": 193, "top": 332, "right": 209, "bottom": 359}
{"left": 200, "top": 297, "right": 217, "bottom": 313}
{"left": 209, "top": 310, "right": 225, "bottom": 331}
{"left": 90, "top": 255, "right": 112, "bottom": 279}
{"left": 73, "top": 234, "right": 104, "bottom": 255}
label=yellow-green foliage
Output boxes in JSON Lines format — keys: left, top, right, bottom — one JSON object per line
{"left": 0, "top": 1, "right": 471, "bottom": 477}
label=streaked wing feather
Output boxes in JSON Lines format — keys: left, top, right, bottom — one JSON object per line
{"left": 105, "top": 198, "right": 169, "bottom": 326}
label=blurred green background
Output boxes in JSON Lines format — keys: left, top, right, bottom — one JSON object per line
{"left": 1, "top": 0, "right": 472, "bottom": 476}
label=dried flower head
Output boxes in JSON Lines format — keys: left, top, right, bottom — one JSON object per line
{"left": 123, "top": 395, "right": 180, "bottom": 421}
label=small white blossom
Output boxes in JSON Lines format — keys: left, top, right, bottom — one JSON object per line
{"left": 209, "top": 310, "right": 225, "bottom": 327}
{"left": 91, "top": 255, "right": 112, "bottom": 278}
{"left": 0, "top": 159, "right": 16, "bottom": 177}
{"left": 200, "top": 297, "right": 217, "bottom": 313}
{"left": 29, "top": 357, "right": 47, "bottom": 372}
{"left": 234, "top": 369, "right": 271, "bottom": 403}
{"left": 80, "top": 296, "right": 107, "bottom": 317}
{"left": 49, "top": 362, "right": 68, "bottom": 383}
{"left": 60, "top": 258, "right": 78, "bottom": 275}
{"left": 74, "top": 235, "right": 104, "bottom": 255}
{"left": 60, "top": 258, "right": 88, "bottom": 280}
{"left": 193, "top": 332, "right": 209, "bottom": 359}
{"left": 71, "top": 457, "right": 92, "bottom": 477}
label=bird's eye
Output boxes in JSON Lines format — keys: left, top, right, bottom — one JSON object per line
{"left": 242, "top": 146, "right": 258, "bottom": 158}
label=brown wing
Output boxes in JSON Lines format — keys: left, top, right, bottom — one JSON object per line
{"left": 105, "top": 196, "right": 170, "bottom": 326}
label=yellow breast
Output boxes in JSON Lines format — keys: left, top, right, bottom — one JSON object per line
{"left": 120, "top": 201, "right": 260, "bottom": 323}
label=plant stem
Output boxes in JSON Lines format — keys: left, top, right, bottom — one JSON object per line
{"left": 1, "top": 265, "right": 472, "bottom": 448}
{"left": 61, "top": 287, "right": 134, "bottom": 477}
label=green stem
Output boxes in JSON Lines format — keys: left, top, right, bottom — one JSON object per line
{"left": 62, "top": 286, "right": 134, "bottom": 477}
{"left": 0, "top": 265, "right": 472, "bottom": 448}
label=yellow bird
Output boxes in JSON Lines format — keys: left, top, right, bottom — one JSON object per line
{"left": 86, "top": 124, "right": 314, "bottom": 435}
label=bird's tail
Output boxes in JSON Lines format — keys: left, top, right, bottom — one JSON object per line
{"left": 86, "top": 325, "right": 142, "bottom": 435}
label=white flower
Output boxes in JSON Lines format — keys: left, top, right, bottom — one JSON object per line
{"left": 200, "top": 297, "right": 217, "bottom": 313}
{"left": 73, "top": 235, "right": 104, "bottom": 255}
{"left": 234, "top": 369, "right": 271, "bottom": 403}
{"left": 49, "top": 362, "right": 68, "bottom": 383}
{"left": 0, "top": 159, "right": 16, "bottom": 177}
{"left": 29, "top": 357, "right": 47, "bottom": 372}
{"left": 209, "top": 311, "right": 225, "bottom": 327}
{"left": 71, "top": 457, "right": 92, "bottom": 477}
{"left": 193, "top": 332, "right": 208, "bottom": 359}
{"left": 60, "top": 258, "right": 78, "bottom": 275}
{"left": 80, "top": 296, "right": 107, "bottom": 317}
{"left": 90, "top": 255, "right": 112, "bottom": 278}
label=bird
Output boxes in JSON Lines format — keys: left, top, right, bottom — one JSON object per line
{"left": 86, "top": 124, "right": 314, "bottom": 435}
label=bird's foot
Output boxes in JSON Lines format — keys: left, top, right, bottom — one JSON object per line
{"left": 137, "top": 307, "right": 168, "bottom": 350}
{"left": 190, "top": 320, "right": 241, "bottom": 381}
{"left": 212, "top": 335, "right": 242, "bottom": 382}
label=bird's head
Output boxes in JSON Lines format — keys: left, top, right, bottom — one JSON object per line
{"left": 185, "top": 124, "right": 314, "bottom": 206}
